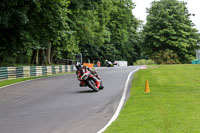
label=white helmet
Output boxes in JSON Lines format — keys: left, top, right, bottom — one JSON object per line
{"left": 75, "top": 62, "right": 82, "bottom": 70}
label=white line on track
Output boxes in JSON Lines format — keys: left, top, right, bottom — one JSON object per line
{"left": 97, "top": 67, "right": 140, "bottom": 133}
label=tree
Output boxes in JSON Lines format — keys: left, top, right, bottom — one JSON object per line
{"left": 68, "top": 0, "right": 113, "bottom": 62}
{"left": 0, "top": 0, "right": 78, "bottom": 65}
{"left": 104, "top": 0, "right": 140, "bottom": 64}
{"left": 0, "top": 0, "right": 35, "bottom": 64}
{"left": 0, "top": 0, "right": 141, "bottom": 66}
{"left": 143, "top": 0, "right": 199, "bottom": 64}
{"left": 28, "top": 0, "right": 77, "bottom": 65}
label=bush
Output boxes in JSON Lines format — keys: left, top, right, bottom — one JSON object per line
{"left": 151, "top": 49, "right": 180, "bottom": 64}
{"left": 0, "top": 55, "right": 31, "bottom": 67}
{"left": 2, "top": 56, "right": 16, "bottom": 66}
{"left": 134, "top": 59, "right": 155, "bottom": 65}
{"left": 16, "top": 55, "right": 31, "bottom": 64}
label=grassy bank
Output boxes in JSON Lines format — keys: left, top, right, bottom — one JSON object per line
{"left": 0, "top": 72, "right": 74, "bottom": 88}
{"left": 105, "top": 64, "right": 200, "bottom": 133}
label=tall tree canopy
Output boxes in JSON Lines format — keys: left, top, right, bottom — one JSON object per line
{"left": 68, "top": 0, "right": 140, "bottom": 64}
{"left": 142, "top": 0, "right": 199, "bottom": 64}
{"left": 105, "top": 0, "right": 140, "bottom": 64}
{"left": 0, "top": 0, "right": 140, "bottom": 66}
{"left": 0, "top": 0, "right": 78, "bottom": 65}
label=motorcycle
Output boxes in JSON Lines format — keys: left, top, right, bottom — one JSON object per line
{"left": 105, "top": 60, "right": 114, "bottom": 67}
{"left": 78, "top": 70, "right": 103, "bottom": 92}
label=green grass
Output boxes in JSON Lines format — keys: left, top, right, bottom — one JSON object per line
{"left": 104, "top": 64, "right": 200, "bottom": 133}
{"left": 0, "top": 72, "right": 74, "bottom": 88}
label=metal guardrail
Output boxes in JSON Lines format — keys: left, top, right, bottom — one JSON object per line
{"left": 0, "top": 65, "right": 75, "bottom": 81}
{"left": 0, "top": 67, "right": 8, "bottom": 80}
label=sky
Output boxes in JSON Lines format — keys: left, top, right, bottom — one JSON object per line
{"left": 132, "top": 0, "right": 200, "bottom": 33}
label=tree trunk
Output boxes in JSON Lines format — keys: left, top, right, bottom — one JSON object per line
{"left": 50, "top": 46, "right": 55, "bottom": 64}
{"left": 35, "top": 49, "right": 39, "bottom": 65}
{"left": 46, "top": 42, "right": 51, "bottom": 64}
{"left": 31, "top": 49, "right": 39, "bottom": 65}
{"left": 0, "top": 56, "right": 4, "bottom": 64}
{"left": 31, "top": 50, "right": 36, "bottom": 64}
{"left": 39, "top": 49, "right": 46, "bottom": 65}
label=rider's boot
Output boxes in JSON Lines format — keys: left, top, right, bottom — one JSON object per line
{"left": 80, "top": 81, "right": 86, "bottom": 87}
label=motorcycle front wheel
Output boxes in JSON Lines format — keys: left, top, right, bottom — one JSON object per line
{"left": 87, "top": 80, "right": 99, "bottom": 92}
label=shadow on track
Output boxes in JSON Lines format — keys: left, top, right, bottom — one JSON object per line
{"left": 76, "top": 90, "right": 96, "bottom": 93}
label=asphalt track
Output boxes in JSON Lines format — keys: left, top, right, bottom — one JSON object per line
{"left": 0, "top": 66, "right": 139, "bottom": 133}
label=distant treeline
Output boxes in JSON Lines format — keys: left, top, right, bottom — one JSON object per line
{"left": 0, "top": 0, "right": 199, "bottom": 66}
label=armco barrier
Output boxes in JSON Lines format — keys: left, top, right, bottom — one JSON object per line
{"left": 0, "top": 65, "right": 75, "bottom": 81}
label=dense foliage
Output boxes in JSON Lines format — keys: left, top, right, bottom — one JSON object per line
{"left": 0, "top": 0, "right": 140, "bottom": 66}
{"left": 142, "top": 0, "right": 199, "bottom": 64}
{"left": 1, "top": 0, "right": 199, "bottom": 66}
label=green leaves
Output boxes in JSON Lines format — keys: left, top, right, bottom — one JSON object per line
{"left": 143, "top": 0, "right": 199, "bottom": 64}
{"left": 104, "top": 0, "right": 139, "bottom": 64}
{"left": 1, "top": 0, "right": 141, "bottom": 65}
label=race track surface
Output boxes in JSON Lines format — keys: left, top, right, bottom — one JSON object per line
{"left": 0, "top": 66, "right": 139, "bottom": 133}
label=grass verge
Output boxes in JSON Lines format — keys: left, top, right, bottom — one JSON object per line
{"left": 104, "top": 64, "right": 200, "bottom": 133}
{"left": 0, "top": 72, "right": 74, "bottom": 88}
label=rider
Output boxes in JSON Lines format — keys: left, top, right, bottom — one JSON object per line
{"left": 105, "top": 60, "right": 113, "bottom": 67}
{"left": 75, "top": 62, "right": 101, "bottom": 89}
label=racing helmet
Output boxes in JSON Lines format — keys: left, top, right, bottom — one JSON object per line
{"left": 75, "top": 62, "right": 82, "bottom": 70}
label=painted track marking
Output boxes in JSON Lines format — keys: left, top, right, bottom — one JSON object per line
{"left": 97, "top": 67, "right": 140, "bottom": 133}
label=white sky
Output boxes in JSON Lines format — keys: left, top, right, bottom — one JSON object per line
{"left": 132, "top": 0, "right": 200, "bottom": 32}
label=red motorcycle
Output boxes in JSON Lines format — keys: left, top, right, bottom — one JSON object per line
{"left": 77, "top": 70, "right": 104, "bottom": 92}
